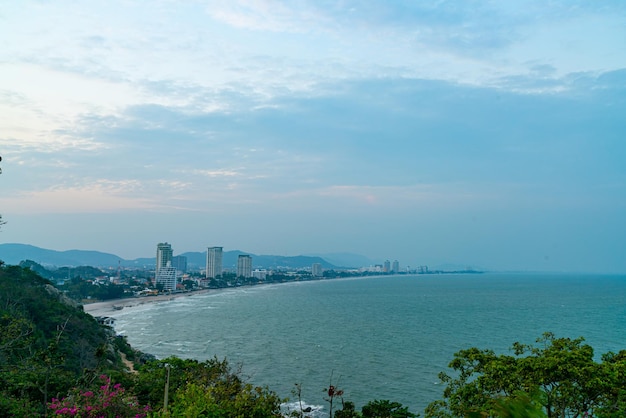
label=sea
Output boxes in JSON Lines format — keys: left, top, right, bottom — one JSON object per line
{"left": 111, "top": 273, "right": 626, "bottom": 416}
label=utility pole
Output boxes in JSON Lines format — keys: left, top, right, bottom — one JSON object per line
{"left": 163, "top": 363, "right": 171, "bottom": 415}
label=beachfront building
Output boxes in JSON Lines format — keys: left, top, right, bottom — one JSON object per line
{"left": 156, "top": 242, "right": 173, "bottom": 277}
{"left": 252, "top": 269, "right": 268, "bottom": 281}
{"left": 206, "top": 247, "right": 223, "bottom": 279}
{"left": 237, "top": 255, "right": 252, "bottom": 278}
{"left": 391, "top": 260, "right": 400, "bottom": 274}
{"left": 312, "top": 263, "right": 323, "bottom": 277}
{"left": 156, "top": 262, "right": 177, "bottom": 292}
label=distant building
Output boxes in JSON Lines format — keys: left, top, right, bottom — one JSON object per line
{"left": 391, "top": 260, "right": 399, "bottom": 274}
{"left": 156, "top": 263, "right": 177, "bottom": 292}
{"left": 156, "top": 243, "right": 173, "bottom": 277}
{"left": 237, "top": 255, "right": 253, "bottom": 278}
{"left": 171, "top": 255, "right": 187, "bottom": 273}
{"left": 206, "top": 247, "right": 223, "bottom": 279}
{"left": 252, "top": 269, "right": 268, "bottom": 281}
{"left": 312, "top": 263, "right": 323, "bottom": 277}
{"left": 383, "top": 260, "right": 391, "bottom": 273}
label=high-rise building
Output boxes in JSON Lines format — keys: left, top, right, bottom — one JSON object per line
{"left": 237, "top": 255, "right": 252, "bottom": 278}
{"left": 383, "top": 260, "right": 391, "bottom": 273}
{"left": 156, "top": 262, "right": 177, "bottom": 292}
{"left": 156, "top": 243, "right": 173, "bottom": 277}
{"left": 391, "top": 260, "right": 400, "bottom": 274}
{"left": 206, "top": 247, "right": 223, "bottom": 279}
{"left": 312, "top": 263, "right": 323, "bottom": 277}
{"left": 171, "top": 255, "right": 187, "bottom": 273}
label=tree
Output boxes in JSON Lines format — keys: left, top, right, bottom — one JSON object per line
{"left": 361, "top": 399, "right": 417, "bottom": 418}
{"left": 134, "top": 356, "right": 283, "bottom": 416}
{"left": 324, "top": 372, "right": 345, "bottom": 418}
{"left": 426, "top": 333, "right": 626, "bottom": 418}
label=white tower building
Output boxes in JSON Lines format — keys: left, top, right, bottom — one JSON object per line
{"left": 312, "top": 263, "right": 323, "bottom": 277}
{"left": 206, "top": 247, "right": 223, "bottom": 279}
{"left": 156, "top": 242, "right": 173, "bottom": 278}
{"left": 237, "top": 255, "right": 253, "bottom": 278}
{"left": 156, "top": 261, "right": 177, "bottom": 292}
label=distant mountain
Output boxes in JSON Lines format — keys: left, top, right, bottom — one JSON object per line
{"left": 0, "top": 243, "right": 123, "bottom": 267}
{"left": 0, "top": 243, "right": 337, "bottom": 270}
{"left": 179, "top": 251, "right": 335, "bottom": 270}
{"left": 305, "top": 252, "right": 375, "bottom": 268}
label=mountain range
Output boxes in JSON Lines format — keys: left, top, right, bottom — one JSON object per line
{"left": 0, "top": 243, "right": 374, "bottom": 270}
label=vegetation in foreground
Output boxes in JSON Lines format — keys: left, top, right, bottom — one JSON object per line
{"left": 425, "top": 332, "right": 626, "bottom": 417}
{"left": 2, "top": 262, "right": 626, "bottom": 417}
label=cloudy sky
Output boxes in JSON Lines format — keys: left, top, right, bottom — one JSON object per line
{"left": 1, "top": 1, "right": 625, "bottom": 272}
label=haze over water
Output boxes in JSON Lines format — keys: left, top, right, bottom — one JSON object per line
{"left": 111, "top": 273, "right": 626, "bottom": 415}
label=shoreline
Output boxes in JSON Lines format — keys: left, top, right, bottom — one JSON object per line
{"left": 81, "top": 272, "right": 458, "bottom": 318}
{"left": 82, "top": 289, "right": 214, "bottom": 317}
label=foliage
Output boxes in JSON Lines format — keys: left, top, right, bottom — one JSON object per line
{"left": 60, "top": 275, "right": 127, "bottom": 301}
{"left": 49, "top": 374, "right": 150, "bottom": 417}
{"left": 0, "top": 391, "right": 39, "bottom": 417}
{"left": 361, "top": 399, "right": 417, "bottom": 418}
{"left": 334, "top": 400, "right": 359, "bottom": 418}
{"left": 425, "top": 333, "right": 626, "bottom": 418}
{"left": 0, "top": 264, "right": 132, "bottom": 415}
{"left": 171, "top": 381, "right": 283, "bottom": 417}
{"left": 490, "top": 389, "right": 547, "bottom": 418}
{"left": 332, "top": 399, "right": 417, "bottom": 418}
{"left": 134, "top": 356, "right": 283, "bottom": 416}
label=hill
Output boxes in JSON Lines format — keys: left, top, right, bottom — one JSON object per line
{"left": 0, "top": 264, "right": 137, "bottom": 415}
{"left": 180, "top": 251, "right": 335, "bottom": 270}
{"left": 0, "top": 243, "right": 123, "bottom": 267}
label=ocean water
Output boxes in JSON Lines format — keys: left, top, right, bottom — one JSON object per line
{"left": 112, "top": 273, "right": 626, "bottom": 416}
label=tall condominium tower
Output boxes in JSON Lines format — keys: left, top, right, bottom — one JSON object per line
{"left": 312, "top": 262, "right": 323, "bottom": 277}
{"left": 391, "top": 260, "right": 400, "bottom": 274}
{"left": 206, "top": 247, "right": 223, "bottom": 279}
{"left": 156, "top": 242, "right": 173, "bottom": 277}
{"left": 237, "top": 255, "right": 252, "bottom": 278}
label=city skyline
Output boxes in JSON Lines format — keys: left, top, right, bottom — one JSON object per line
{"left": 1, "top": 2, "right": 625, "bottom": 273}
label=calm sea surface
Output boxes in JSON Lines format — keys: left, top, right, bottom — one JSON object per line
{"left": 112, "top": 273, "right": 626, "bottom": 416}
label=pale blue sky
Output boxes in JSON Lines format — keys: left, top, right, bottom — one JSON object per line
{"left": 1, "top": 1, "right": 625, "bottom": 272}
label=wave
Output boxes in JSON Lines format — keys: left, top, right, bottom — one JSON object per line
{"left": 281, "top": 401, "right": 325, "bottom": 418}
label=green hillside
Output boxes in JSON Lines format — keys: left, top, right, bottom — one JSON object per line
{"left": 0, "top": 263, "right": 135, "bottom": 415}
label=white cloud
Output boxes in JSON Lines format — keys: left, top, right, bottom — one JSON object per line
{"left": 0, "top": 181, "right": 154, "bottom": 214}
{"left": 206, "top": 0, "right": 327, "bottom": 33}
{"left": 192, "top": 169, "right": 241, "bottom": 178}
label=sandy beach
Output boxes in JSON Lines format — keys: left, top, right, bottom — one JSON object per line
{"left": 82, "top": 289, "right": 213, "bottom": 317}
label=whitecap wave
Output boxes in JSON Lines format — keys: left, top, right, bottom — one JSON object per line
{"left": 281, "top": 400, "right": 325, "bottom": 418}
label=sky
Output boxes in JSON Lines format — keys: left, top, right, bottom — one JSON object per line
{"left": 1, "top": 1, "right": 625, "bottom": 273}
